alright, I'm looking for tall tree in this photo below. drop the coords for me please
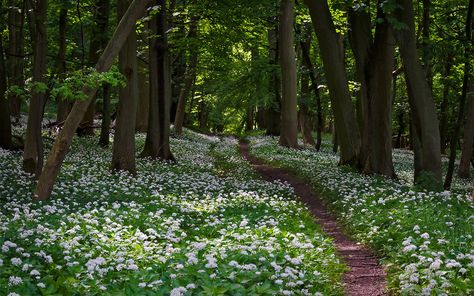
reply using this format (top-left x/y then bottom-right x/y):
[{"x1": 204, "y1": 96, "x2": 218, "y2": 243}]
[
  {"x1": 349, "y1": 3, "x2": 396, "y2": 177},
  {"x1": 7, "y1": 0, "x2": 25, "y2": 119},
  {"x1": 393, "y1": 0, "x2": 442, "y2": 186},
  {"x1": 34, "y1": 0, "x2": 152, "y2": 200},
  {"x1": 23, "y1": 0, "x2": 48, "y2": 176},
  {"x1": 56, "y1": 5, "x2": 71, "y2": 123},
  {"x1": 111, "y1": 0, "x2": 139, "y2": 174},
  {"x1": 303, "y1": 0, "x2": 361, "y2": 165},
  {"x1": 458, "y1": 83, "x2": 474, "y2": 178},
  {"x1": 141, "y1": 0, "x2": 175, "y2": 160},
  {"x1": 445, "y1": 0, "x2": 473, "y2": 188},
  {"x1": 78, "y1": 0, "x2": 111, "y2": 136},
  {"x1": 265, "y1": 22, "x2": 281, "y2": 137},
  {"x1": 0, "y1": 0, "x2": 12, "y2": 149},
  {"x1": 278, "y1": 0, "x2": 298, "y2": 148},
  {"x1": 174, "y1": 17, "x2": 199, "y2": 136}
]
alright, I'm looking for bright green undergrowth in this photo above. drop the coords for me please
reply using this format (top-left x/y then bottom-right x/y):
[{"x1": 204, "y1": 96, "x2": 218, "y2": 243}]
[
  {"x1": 0, "y1": 130, "x2": 345, "y2": 296},
  {"x1": 249, "y1": 136, "x2": 474, "y2": 295}
]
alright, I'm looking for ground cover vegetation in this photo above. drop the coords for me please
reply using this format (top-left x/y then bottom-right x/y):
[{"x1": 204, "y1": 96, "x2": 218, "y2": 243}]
[{"x1": 0, "y1": 0, "x2": 473, "y2": 294}]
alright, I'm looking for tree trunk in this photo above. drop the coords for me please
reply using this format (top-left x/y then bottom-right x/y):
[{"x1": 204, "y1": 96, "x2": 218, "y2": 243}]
[
  {"x1": 349, "y1": 5, "x2": 396, "y2": 177},
  {"x1": 265, "y1": 24, "x2": 281, "y2": 137},
  {"x1": 299, "y1": 26, "x2": 322, "y2": 150},
  {"x1": 7, "y1": 0, "x2": 25, "y2": 119},
  {"x1": 394, "y1": 0, "x2": 442, "y2": 186},
  {"x1": 0, "y1": 3, "x2": 12, "y2": 149},
  {"x1": 304, "y1": 0, "x2": 361, "y2": 165},
  {"x1": 278, "y1": 0, "x2": 298, "y2": 148},
  {"x1": 439, "y1": 55, "x2": 453, "y2": 154},
  {"x1": 23, "y1": 0, "x2": 48, "y2": 176},
  {"x1": 298, "y1": 42, "x2": 315, "y2": 147},
  {"x1": 111, "y1": 0, "x2": 138, "y2": 174},
  {"x1": 174, "y1": 18, "x2": 198, "y2": 136},
  {"x1": 98, "y1": 84, "x2": 111, "y2": 147},
  {"x1": 135, "y1": 62, "x2": 149, "y2": 132},
  {"x1": 78, "y1": 0, "x2": 111, "y2": 136},
  {"x1": 141, "y1": 0, "x2": 174, "y2": 160},
  {"x1": 34, "y1": 0, "x2": 152, "y2": 200},
  {"x1": 458, "y1": 83, "x2": 474, "y2": 178},
  {"x1": 421, "y1": 0, "x2": 433, "y2": 89},
  {"x1": 445, "y1": 0, "x2": 473, "y2": 188},
  {"x1": 56, "y1": 7, "x2": 71, "y2": 123}
]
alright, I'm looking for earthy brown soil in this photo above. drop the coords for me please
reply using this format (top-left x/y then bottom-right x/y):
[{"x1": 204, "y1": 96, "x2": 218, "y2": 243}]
[{"x1": 239, "y1": 141, "x2": 387, "y2": 296}]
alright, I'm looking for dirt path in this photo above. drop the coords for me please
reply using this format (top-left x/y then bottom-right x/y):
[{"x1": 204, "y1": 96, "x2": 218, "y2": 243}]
[{"x1": 239, "y1": 142, "x2": 387, "y2": 296}]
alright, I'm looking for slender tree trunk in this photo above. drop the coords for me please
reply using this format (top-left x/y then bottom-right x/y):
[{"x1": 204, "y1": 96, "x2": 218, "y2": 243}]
[
  {"x1": 141, "y1": 0, "x2": 174, "y2": 160},
  {"x1": 0, "y1": 4, "x2": 12, "y2": 149},
  {"x1": 135, "y1": 58, "x2": 149, "y2": 132},
  {"x1": 34, "y1": 0, "x2": 152, "y2": 200},
  {"x1": 111, "y1": 0, "x2": 138, "y2": 174},
  {"x1": 304, "y1": 0, "x2": 361, "y2": 165},
  {"x1": 265, "y1": 23, "x2": 281, "y2": 137},
  {"x1": 278, "y1": 0, "x2": 298, "y2": 148},
  {"x1": 298, "y1": 43, "x2": 315, "y2": 147},
  {"x1": 439, "y1": 55, "x2": 453, "y2": 154},
  {"x1": 98, "y1": 84, "x2": 111, "y2": 147},
  {"x1": 23, "y1": 0, "x2": 48, "y2": 176},
  {"x1": 7, "y1": 0, "x2": 25, "y2": 119},
  {"x1": 56, "y1": 7, "x2": 71, "y2": 123},
  {"x1": 458, "y1": 83, "x2": 474, "y2": 178},
  {"x1": 78, "y1": 0, "x2": 111, "y2": 136},
  {"x1": 332, "y1": 122, "x2": 338, "y2": 153},
  {"x1": 174, "y1": 18, "x2": 198, "y2": 135},
  {"x1": 394, "y1": 0, "x2": 442, "y2": 186},
  {"x1": 445, "y1": 0, "x2": 473, "y2": 188},
  {"x1": 299, "y1": 26, "x2": 322, "y2": 150}
]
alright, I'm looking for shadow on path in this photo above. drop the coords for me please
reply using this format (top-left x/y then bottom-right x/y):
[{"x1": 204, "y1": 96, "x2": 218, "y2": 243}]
[{"x1": 239, "y1": 141, "x2": 387, "y2": 296}]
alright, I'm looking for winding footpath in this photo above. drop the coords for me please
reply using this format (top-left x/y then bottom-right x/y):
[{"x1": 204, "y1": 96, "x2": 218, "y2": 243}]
[{"x1": 239, "y1": 141, "x2": 387, "y2": 296}]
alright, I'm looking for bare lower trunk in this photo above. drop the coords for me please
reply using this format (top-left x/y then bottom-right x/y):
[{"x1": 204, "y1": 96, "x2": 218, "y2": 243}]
[
  {"x1": 141, "y1": 0, "x2": 174, "y2": 160},
  {"x1": 394, "y1": 0, "x2": 442, "y2": 186},
  {"x1": 135, "y1": 59, "x2": 149, "y2": 132},
  {"x1": 278, "y1": 0, "x2": 298, "y2": 148},
  {"x1": 98, "y1": 84, "x2": 111, "y2": 147},
  {"x1": 23, "y1": 0, "x2": 48, "y2": 176},
  {"x1": 34, "y1": 0, "x2": 152, "y2": 200},
  {"x1": 265, "y1": 24, "x2": 281, "y2": 137},
  {"x1": 445, "y1": 0, "x2": 473, "y2": 187},
  {"x1": 458, "y1": 83, "x2": 474, "y2": 178},
  {"x1": 304, "y1": 0, "x2": 360, "y2": 165},
  {"x1": 439, "y1": 55, "x2": 453, "y2": 154},
  {"x1": 111, "y1": 0, "x2": 138, "y2": 174},
  {"x1": 174, "y1": 19, "x2": 198, "y2": 135}
]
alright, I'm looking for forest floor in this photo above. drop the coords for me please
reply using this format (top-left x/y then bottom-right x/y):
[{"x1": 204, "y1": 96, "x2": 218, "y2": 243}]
[
  {"x1": 0, "y1": 129, "x2": 473, "y2": 295},
  {"x1": 239, "y1": 141, "x2": 386, "y2": 296}
]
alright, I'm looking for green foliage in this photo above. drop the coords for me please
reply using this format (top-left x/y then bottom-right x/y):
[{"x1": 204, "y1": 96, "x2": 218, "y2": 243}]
[
  {"x1": 414, "y1": 171, "x2": 443, "y2": 192},
  {"x1": 52, "y1": 66, "x2": 125, "y2": 102}
]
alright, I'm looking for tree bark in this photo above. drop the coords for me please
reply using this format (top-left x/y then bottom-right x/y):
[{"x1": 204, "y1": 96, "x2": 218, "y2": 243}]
[
  {"x1": 141, "y1": 0, "x2": 175, "y2": 160},
  {"x1": 421, "y1": 0, "x2": 433, "y2": 89},
  {"x1": 458, "y1": 83, "x2": 474, "y2": 178},
  {"x1": 23, "y1": 0, "x2": 48, "y2": 176},
  {"x1": 349, "y1": 5, "x2": 396, "y2": 177},
  {"x1": 98, "y1": 84, "x2": 111, "y2": 147},
  {"x1": 445, "y1": 0, "x2": 473, "y2": 187},
  {"x1": 278, "y1": 0, "x2": 298, "y2": 148},
  {"x1": 174, "y1": 18, "x2": 199, "y2": 136},
  {"x1": 299, "y1": 26, "x2": 322, "y2": 150},
  {"x1": 135, "y1": 60, "x2": 149, "y2": 132},
  {"x1": 394, "y1": 0, "x2": 442, "y2": 186},
  {"x1": 78, "y1": 0, "x2": 111, "y2": 136},
  {"x1": 0, "y1": 2, "x2": 12, "y2": 149},
  {"x1": 111, "y1": 0, "x2": 138, "y2": 174},
  {"x1": 304, "y1": 0, "x2": 361, "y2": 165},
  {"x1": 56, "y1": 7, "x2": 71, "y2": 123},
  {"x1": 34, "y1": 0, "x2": 152, "y2": 200},
  {"x1": 439, "y1": 55, "x2": 453, "y2": 154},
  {"x1": 7, "y1": 0, "x2": 25, "y2": 119},
  {"x1": 265, "y1": 23, "x2": 281, "y2": 137}
]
